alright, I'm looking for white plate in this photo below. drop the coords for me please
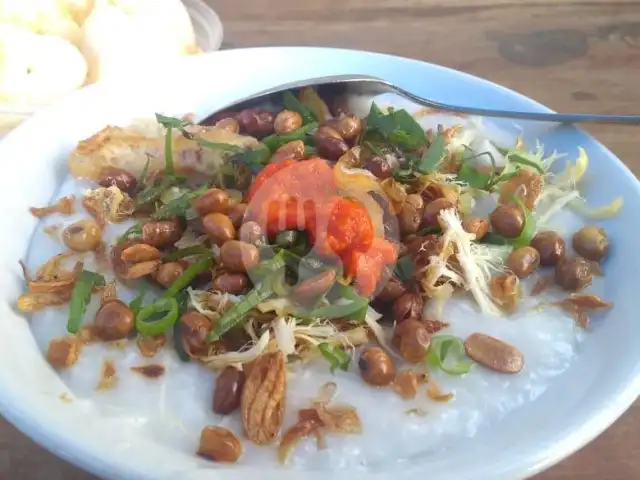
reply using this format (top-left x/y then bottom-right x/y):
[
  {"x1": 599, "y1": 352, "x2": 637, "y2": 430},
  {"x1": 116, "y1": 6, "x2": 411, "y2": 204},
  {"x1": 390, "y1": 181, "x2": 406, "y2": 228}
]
[{"x1": 0, "y1": 47, "x2": 639, "y2": 480}]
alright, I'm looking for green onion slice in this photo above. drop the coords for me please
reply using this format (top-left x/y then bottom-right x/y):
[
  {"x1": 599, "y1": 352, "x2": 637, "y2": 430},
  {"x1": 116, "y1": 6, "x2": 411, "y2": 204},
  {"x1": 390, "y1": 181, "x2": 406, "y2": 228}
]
[
  {"x1": 136, "y1": 297, "x2": 179, "y2": 336},
  {"x1": 318, "y1": 343, "x2": 351, "y2": 373},
  {"x1": 163, "y1": 257, "x2": 213, "y2": 299},
  {"x1": 427, "y1": 334, "x2": 473, "y2": 375}
]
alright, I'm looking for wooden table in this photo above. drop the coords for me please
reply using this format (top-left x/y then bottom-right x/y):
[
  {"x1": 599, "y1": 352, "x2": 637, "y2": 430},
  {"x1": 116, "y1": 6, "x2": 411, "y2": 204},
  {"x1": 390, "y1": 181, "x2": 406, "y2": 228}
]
[{"x1": 2, "y1": 0, "x2": 639, "y2": 478}]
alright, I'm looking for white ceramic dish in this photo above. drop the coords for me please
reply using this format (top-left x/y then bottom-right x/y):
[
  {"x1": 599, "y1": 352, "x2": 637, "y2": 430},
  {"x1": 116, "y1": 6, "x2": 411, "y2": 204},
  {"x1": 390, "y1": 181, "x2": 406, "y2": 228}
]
[{"x1": 1, "y1": 47, "x2": 639, "y2": 480}]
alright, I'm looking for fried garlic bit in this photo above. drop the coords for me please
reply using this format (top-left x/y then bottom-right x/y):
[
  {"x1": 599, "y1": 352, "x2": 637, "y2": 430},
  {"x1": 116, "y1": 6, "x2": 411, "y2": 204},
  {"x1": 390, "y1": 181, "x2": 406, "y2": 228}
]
[
  {"x1": 96, "y1": 359, "x2": 118, "y2": 391},
  {"x1": 17, "y1": 254, "x2": 82, "y2": 312},
  {"x1": 279, "y1": 383, "x2": 362, "y2": 464},
  {"x1": 82, "y1": 186, "x2": 134, "y2": 228},
  {"x1": 29, "y1": 195, "x2": 75, "y2": 218},
  {"x1": 555, "y1": 293, "x2": 613, "y2": 329},
  {"x1": 490, "y1": 273, "x2": 521, "y2": 313}
]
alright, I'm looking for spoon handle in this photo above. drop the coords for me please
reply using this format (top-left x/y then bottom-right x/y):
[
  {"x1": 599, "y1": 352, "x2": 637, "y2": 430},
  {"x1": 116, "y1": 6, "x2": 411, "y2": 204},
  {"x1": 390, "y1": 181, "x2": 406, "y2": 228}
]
[
  {"x1": 394, "y1": 87, "x2": 640, "y2": 125},
  {"x1": 304, "y1": 75, "x2": 640, "y2": 126}
]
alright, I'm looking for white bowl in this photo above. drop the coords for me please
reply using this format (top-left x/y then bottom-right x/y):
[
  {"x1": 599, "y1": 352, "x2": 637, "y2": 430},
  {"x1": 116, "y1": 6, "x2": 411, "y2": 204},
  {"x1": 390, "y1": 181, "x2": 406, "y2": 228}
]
[{"x1": 0, "y1": 47, "x2": 639, "y2": 480}]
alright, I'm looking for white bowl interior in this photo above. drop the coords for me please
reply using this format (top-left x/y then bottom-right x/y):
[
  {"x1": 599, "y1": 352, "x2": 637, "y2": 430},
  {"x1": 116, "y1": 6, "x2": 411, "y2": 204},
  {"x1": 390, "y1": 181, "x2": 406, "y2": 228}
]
[{"x1": 0, "y1": 47, "x2": 638, "y2": 480}]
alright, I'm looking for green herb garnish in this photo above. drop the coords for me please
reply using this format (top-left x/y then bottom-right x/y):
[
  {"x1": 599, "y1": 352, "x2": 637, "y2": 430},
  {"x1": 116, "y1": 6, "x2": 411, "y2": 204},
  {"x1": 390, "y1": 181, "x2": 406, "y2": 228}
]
[
  {"x1": 318, "y1": 343, "x2": 351, "y2": 373},
  {"x1": 135, "y1": 175, "x2": 187, "y2": 208},
  {"x1": 510, "y1": 195, "x2": 536, "y2": 249},
  {"x1": 305, "y1": 295, "x2": 369, "y2": 320},
  {"x1": 262, "y1": 122, "x2": 318, "y2": 152},
  {"x1": 165, "y1": 245, "x2": 212, "y2": 261},
  {"x1": 415, "y1": 127, "x2": 445, "y2": 174},
  {"x1": 479, "y1": 232, "x2": 512, "y2": 246},
  {"x1": 67, "y1": 271, "x2": 106, "y2": 334},
  {"x1": 233, "y1": 147, "x2": 271, "y2": 174},
  {"x1": 283, "y1": 91, "x2": 315, "y2": 124},
  {"x1": 173, "y1": 316, "x2": 190, "y2": 362},
  {"x1": 129, "y1": 287, "x2": 147, "y2": 316},
  {"x1": 494, "y1": 144, "x2": 545, "y2": 174},
  {"x1": 207, "y1": 279, "x2": 276, "y2": 342},
  {"x1": 117, "y1": 223, "x2": 143, "y2": 244},
  {"x1": 164, "y1": 125, "x2": 175, "y2": 176},
  {"x1": 163, "y1": 257, "x2": 214, "y2": 299},
  {"x1": 427, "y1": 335, "x2": 473, "y2": 375},
  {"x1": 136, "y1": 156, "x2": 151, "y2": 191},
  {"x1": 365, "y1": 102, "x2": 427, "y2": 150},
  {"x1": 155, "y1": 113, "x2": 241, "y2": 153},
  {"x1": 152, "y1": 185, "x2": 208, "y2": 220},
  {"x1": 136, "y1": 297, "x2": 179, "y2": 336},
  {"x1": 394, "y1": 255, "x2": 416, "y2": 283}
]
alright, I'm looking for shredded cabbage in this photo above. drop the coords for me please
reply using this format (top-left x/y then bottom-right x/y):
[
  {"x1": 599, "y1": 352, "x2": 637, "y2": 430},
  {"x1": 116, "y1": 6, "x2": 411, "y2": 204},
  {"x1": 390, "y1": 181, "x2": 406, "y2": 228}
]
[
  {"x1": 438, "y1": 208, "x2": 505, "y2": 316},
  {"x1": 202, "y1": 331, "x2": 270, "y2": 369}
]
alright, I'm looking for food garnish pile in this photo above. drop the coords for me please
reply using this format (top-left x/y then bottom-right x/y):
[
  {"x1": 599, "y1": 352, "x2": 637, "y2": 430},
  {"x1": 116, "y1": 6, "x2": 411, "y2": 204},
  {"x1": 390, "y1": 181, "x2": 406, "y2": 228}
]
[{"x1": 19, "y1": 87, "x2": 621, "y2": 464}]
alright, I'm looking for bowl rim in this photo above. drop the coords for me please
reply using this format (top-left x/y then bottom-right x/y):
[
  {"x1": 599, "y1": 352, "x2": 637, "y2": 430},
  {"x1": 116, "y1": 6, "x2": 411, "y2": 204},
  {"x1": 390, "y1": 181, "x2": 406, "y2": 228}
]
[{"x1": 1, "y1": 46, "x2": 639, "y2": 480}]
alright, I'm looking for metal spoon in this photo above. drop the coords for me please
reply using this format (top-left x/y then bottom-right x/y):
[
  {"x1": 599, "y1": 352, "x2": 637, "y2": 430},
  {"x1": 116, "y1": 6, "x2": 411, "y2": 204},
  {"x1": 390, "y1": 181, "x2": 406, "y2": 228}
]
[{"x1": 203, "y1": 73, "x2": 640, "y2": 126}]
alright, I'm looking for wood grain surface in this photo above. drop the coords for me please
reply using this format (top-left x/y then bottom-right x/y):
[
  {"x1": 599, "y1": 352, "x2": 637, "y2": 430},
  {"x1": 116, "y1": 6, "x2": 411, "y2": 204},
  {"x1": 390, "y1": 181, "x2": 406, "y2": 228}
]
[{"x1": 2, "y1": 0, "x2": 639, "y2": 478}]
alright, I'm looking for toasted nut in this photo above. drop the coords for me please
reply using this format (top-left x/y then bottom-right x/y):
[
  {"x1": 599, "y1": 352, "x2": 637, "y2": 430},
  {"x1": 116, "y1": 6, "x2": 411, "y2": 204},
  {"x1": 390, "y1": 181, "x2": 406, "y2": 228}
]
[
  {"x1": 211, "y1": 272, "x2": 250, "y2": 295},
  {"x1": 364, "y1": 156, "x2": 392, "y2": 180},
  {"x1": 392, "y1": 320, "x2": 430, "y2": 363},
  {"x1": 392, "y1": 292, "x2": 424, "y2": 323},
  {"x1": 227, "y1": 203, "x2": 247, "y2": 229},
  {"x1": 136, "y1": 334, "x2": 166, "y2": 358},
  {"x1": 213, "y1": 366, "x2": 246, "y2": 415},
  {"x1": 572, "y1": 225, "x2": 609, "y2": 262},
  {"x1": 314, "y1": 126, "x2": 348, "y2": 161},
  {"x1": 241, "y1": 352, "x2": 286, "y2": 444},
  {"x1": 62, "y1": 219, "x2": 102, "y2": 252},
  {"x1": 274, "y1": 110, "x2": 303, "y2": 135},
  {"x1": 220, "y1": 240, "x2": 260, "y2": 272},
  {"x1": 555, "y1": 256, "x2": 593, "y2": 291},
  {"x1": 464, "y1": 333, "x2": 524, "y2": 374},
  {"x1": 422, "y1": 198, "x2": 456, "y2": 229},
  {"x1": 215, "y1": 117, "x2": 240, "y2": 134},
  {"x1": 239, "y1": 221, "x2": 264, "y2": 245},
  {"x1": 94, "y1": 300, "x2": 135, "y2": 341},
  {"x1": 203, "y1": 213, "x2": 236, "y2": 246},
  {"x1": 47, "y1": 337, "x2": 81, "y2": 369},
  {"x1": 358, "y1": 346, "x2": 395, "y2": 386},
  {"x1": 324, "y1": 114, "x2": 362, "y2": 140},
  {"x1": 490, "y1": 205, "x2": 524, "y2": 238},
  {"x1": 531, "y1": 231, "x2": 565, "y2": 266},
  {"x1": 142, "y1": 221, "x2": 182, "y2": 248},
  {"x1": 121, "y1": 244, "x2": 161, "y2": 263},
  {"x1": 376, "y1": 274, "x2": 407, "y2": 303},
  {"x1": 181, "y1": 311, "x2": 212, "y2": 357},
  {"x1": 192, "y1": 188, "x2": 230, "y2": 216},
  {"x1": 498, "y1": 169, "x2": 543, "y2": 210},
  {"x1": 237, "y1": 109, "x2": 274, "y2": 138},
  {"x1": 197, "y1": 426, "x2": 243, "y2": 463},
  {"x1": 98, "y1": 167, "x2": 137, "y2": 195},
  {"x1": 462, "y1": 217, "x2": 489, "y2": 241},
  {"x1": 398, "y1": 196, "x2": 423, "y2": 235},
  {"x1": 121, "y1": 260, "x2": 161, "y2": 280},
  {"x1": 506, "y1": 246, "x2": 540, "y2": 279},
  {"x1": 270, "y1": 140, "x2": 306, "y2": 163},
  {"x1": 154, "y1": 262, "x2": 185, "y2": 287},
  {"x1": 292, "y1": 270, "x2": 336, "y2": 300}
]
